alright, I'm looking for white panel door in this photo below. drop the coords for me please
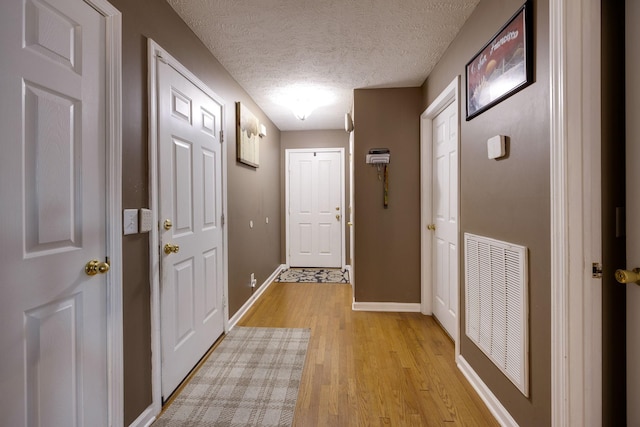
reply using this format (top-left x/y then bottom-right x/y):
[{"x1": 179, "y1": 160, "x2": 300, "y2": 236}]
[
  {"x1": 0, "y1": 0, "x2": 110, "y2": 425},
  {"x1": 626, "y1": 0, "x2": 640, "y2": 423},
  {"x1": 431, "y1": 101, "x2": 458, "y2": 338},
  {"x1": 289, "y1": 150, "x2": 343, "y2": 268},
  {"x1": 158, "y1": 60, "x2": 225, "y2": 399}
]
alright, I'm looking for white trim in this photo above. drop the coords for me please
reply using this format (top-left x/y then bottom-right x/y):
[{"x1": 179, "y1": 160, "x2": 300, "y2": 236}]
[
  {"x1": 86, "y1": 0, "x2": 123, "y2": 425},
  {"x1": 127, "y1": 404, "x2": 156, "y2": 427},
  {"x1": 344, "y1": 264, "x2": 353, "y2": 285},
  {"x1": 348, "y1": 130, "x2": 355, "y2": 287},
  {"x1": 147, "y1": 39, "x2": 229, "y2": 415},
  {"x1": 227, "y1": 264, "x2": 287, "y2": 329},
  {"x1": 285, "y1": 148, "x2": 347, "y2": 269},
  {"x1": 420, "y1": 76, "x2": 460, "y2": 357},
  {"x1": 351, "y1": 301, "x2": 421, "y2": 312},
  {"x1": 457, "y1": 356, "x2": 518, "y2": 427},
  {"x1": 550, "y1": 0, "x2": 602, "y2": 425}
]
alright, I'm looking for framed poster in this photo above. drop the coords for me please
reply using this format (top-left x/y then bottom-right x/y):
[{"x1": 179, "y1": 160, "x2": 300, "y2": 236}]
[
  {"x1": 465, "y1": 0, "x2": 533, "y2": 120},
  {"x1": 236, "y1": 102, "x2": 260, "y2": 167}
]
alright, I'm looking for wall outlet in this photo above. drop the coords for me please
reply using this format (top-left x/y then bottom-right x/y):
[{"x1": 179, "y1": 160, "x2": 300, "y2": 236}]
[
  {"x1": 123, "y1": 209, "x2": 138, "y2": 235},
  {"x1": 250, "y1": 273, "x2": 257, "y2": 288},
  {"x1": 139, "y1": 208, "x2": 153, "y2": 233}
]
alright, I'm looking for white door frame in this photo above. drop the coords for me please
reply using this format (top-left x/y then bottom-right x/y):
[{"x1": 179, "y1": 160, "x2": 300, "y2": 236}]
[
  {"x1": 285, "y1": 147, "x2": 346, "y2": 269},
  {"x1": 349, "y1": 129, "x2": 355, "y2": 283},
  {"x1": 420, "y1": 76, "x2": 460, "y2": 355},
  {"x1": 550, "y1": 0, "x2": 602, "y2": 425},
  {"x1": 94, "y1": 1, "x2": 124, "y2": 424},
  {"x1": 147, "y1": 39, "x2": 229, "y2": 418}
]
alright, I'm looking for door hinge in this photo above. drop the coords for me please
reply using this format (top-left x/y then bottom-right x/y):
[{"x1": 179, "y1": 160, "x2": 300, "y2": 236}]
[
  {"x1": 592, "y1": 262, "x2": 603, "y2": 278},
  {"x1": 220, "y1": 130, "x2": 224, "y2": 143},
  {"x1": 221, "y1": 213, "x2": 225, "y2": 227},
  {"x1": 157, "y1": 52, "x2": 168, "y2": 64}
]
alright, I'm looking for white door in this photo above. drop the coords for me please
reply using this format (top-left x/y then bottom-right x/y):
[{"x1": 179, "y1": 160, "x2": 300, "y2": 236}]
[
  {"x1": 288, "y1": 150, "x2": 343, "y2": 268},
  {"x1": 157, "y1": 60, "x2": 225, "y2": 399},
  {"x1": 0, "y1": 0, "x2": 111, "y2": 425},
  {"x1": 626, "y1": 0, "x2": 640, "y2": 423},
  {"x1": 431, "y1": 101, "x2": 459, "y2": 338}
]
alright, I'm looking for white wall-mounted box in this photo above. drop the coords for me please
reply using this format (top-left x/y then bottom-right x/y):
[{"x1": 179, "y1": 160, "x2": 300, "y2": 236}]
[{"x1": 487, "y1": 135, "x2": 506, "y2": 159}]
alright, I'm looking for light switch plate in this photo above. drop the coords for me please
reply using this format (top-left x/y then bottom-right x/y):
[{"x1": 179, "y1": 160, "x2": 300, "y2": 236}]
[
  {"x1": 139, "y1": 208, "x2": 153, "y2": 233},
  {"x1": 123, "y1": 209, "x2": 138, "y2": 235},
  {"x1": 488, "y1": 135, "x2": 506, "y2": 159}
]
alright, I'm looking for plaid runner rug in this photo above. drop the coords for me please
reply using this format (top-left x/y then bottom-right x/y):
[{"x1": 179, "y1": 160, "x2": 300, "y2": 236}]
[{"x1": 153, "y1": 327, "x2": 310, "y2": 427}]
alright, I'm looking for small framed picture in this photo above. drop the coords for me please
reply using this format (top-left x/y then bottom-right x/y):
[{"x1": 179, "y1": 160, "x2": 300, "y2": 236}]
[
  {"x1": 465, "y1": 0, "x2": 533, "y2": 120},
  {"x1": 236, "y1": 102, "x2": 260, "y2": 167}
]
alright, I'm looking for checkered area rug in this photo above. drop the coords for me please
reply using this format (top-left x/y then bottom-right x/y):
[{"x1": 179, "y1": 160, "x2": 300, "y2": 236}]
[
  {"x1": 153, "y1": 327, "x2": 310, "y2": 427},
  {"x1": 274, "y1": 268, "x2": 350, "y2": 283}
]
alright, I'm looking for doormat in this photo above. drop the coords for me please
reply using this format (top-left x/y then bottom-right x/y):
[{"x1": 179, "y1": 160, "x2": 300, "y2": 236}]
[
  {"x1": 274, "y1": 268, "x2": 350, "y2": 284},
  {"x1": 153, "y1": 327, "x2": 310, "y2": 427}
]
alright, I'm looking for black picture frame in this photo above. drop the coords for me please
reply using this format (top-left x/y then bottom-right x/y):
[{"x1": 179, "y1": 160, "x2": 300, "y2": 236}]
[{"x1": 465, "y1": 0, "x2": 533, "y2": 120}]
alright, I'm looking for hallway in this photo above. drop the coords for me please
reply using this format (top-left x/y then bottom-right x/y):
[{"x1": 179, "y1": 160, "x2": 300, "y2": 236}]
[{"x1": 237, "y1": 282, "x2": 497, "y2": 426}]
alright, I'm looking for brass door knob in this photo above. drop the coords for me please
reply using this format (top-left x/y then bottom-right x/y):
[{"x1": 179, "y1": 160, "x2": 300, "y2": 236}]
[
  {"x1": 164, "y1": 243, "x2": 180, "y2": 255},
  {"x1": 336, "y1": 214, "x2": 341, "y2": 221},
  {"x1": 427, "y1": 224, "x2": 436, "y2": 231},
  {"x1": 615, "y1": 268, "x2": 640, "y2": 285},
  {"x1": 85, "y1": 259, "x2": 110, "y2": 276}
]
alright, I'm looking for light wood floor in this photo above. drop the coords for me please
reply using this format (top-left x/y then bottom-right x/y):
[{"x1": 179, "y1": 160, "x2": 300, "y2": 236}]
[{"x1": 237, "y1": 282, "x2": 498, "y2": 426}]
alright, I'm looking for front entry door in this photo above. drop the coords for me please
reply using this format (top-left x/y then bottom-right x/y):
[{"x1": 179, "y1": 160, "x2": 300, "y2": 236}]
[
  {"x1": 157, "y1": 59, "x2": 225, "y2": 399},
  {"x1": 431, "y1": 101, "x2": 459, "y2": 338},
  {"x1": 0, "y1": 0, "x2": 112, "y2": 424},
  {"x1": 288, "y1": 150, "x2": 344, "y2": 268}
]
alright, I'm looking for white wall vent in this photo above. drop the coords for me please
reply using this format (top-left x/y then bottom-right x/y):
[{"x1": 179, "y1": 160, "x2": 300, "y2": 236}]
[{"x1": 464, "y1": 233, "x2": 529, "y2": 396}]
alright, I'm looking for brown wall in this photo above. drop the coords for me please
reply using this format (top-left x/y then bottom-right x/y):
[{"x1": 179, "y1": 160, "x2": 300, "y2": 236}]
[
  {"x1": 281, "y1": 130, "x2": 351, "y2": 264},
  {"x1": 423, "y1": 0, "x2": 551, "y2": 425},
  {"x1": 352, "y1": 88, "x2": 422, "y2": 303},
  {"x1": 108, "y1": 0, "x2": 281, "y2": 423}
]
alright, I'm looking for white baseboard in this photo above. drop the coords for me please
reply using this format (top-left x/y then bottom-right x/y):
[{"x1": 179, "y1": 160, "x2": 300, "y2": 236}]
[
  {"x1": 128, "y1": 404, "x2": 156, "y2": 427},
  {"x1": 227, "y1": 264, "x2": 286, "y2": 329},
  {"x1": 456, "y1": 355, "x2": 519, "y2": 427},
  {"x1": 344, "y1": 264, "x2": 353, "y2": 285},
  {"x1": 351, "y1": 300, "x2": 421, "y2": 312}
]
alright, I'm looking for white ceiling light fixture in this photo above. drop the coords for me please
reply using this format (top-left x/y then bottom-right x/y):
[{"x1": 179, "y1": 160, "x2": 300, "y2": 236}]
[
  {"x1": 291, "y1": 97, "x2": 315, "y2": 121},
  {"x1": 272, "y1": 84, "x2": 336, "y2": 123}
]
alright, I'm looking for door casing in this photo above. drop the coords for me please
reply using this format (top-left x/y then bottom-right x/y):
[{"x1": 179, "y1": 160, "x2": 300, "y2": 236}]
[
  {"x1": 147, "y1": 39, "x2": 229, "y2": 418},
  {"x1": 549, "y1": 0, "x2": 603, "y2": 424}
]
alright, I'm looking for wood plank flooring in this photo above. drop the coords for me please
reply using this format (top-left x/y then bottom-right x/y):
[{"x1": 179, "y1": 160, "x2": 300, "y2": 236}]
[{"x1": 237, "y1": 282, "x2": 498, "y2": 426}]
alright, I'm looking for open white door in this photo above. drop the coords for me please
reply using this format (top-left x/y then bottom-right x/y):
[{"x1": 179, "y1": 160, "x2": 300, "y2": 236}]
[
  {"x1": 287, "y1": 149, "x2": 344, "y2": 268},
  {"x1": 625, "y1": 1, "x2": 640, "y2": 423},
  {"x1": 421, "y1": 77, "x2": 460, "y2": 344},
  {"x1": 155, "y1": 55, "x2": 226, "y2": 400},
  {"x1": 430, "y1": 100, "x2": 459, "y2": 338},
  {"x1": 0, "y1": 0, "x2": 122, "y2": 424}
]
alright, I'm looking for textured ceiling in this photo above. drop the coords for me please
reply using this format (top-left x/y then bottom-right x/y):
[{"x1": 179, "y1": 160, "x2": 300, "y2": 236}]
[{"x1": 166, "y1": 0, "x2": 480, "y2": 131}]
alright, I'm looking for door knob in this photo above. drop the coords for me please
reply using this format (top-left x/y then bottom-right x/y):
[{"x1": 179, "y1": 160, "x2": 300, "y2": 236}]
[
  {"x1": 85, "y1": 259, "x2": 110, "y2": 276},
  {"x1": 336, "y1": 214, "x2": 341, "y2": 221},
  {"x1": 427, "y1": 224, "x2": 436, "y2": 231},
  {"x1": 615, "y1": 268, "x2": 640, "y2": 285},
  {"x1": 164, "y1": 243, "x2": 180, "y2": 255}
]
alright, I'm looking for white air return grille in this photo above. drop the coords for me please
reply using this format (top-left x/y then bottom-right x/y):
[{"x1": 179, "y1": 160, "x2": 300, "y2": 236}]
[{"x1": 464, "y1": 233, "x2": 528, "y2": 396}]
